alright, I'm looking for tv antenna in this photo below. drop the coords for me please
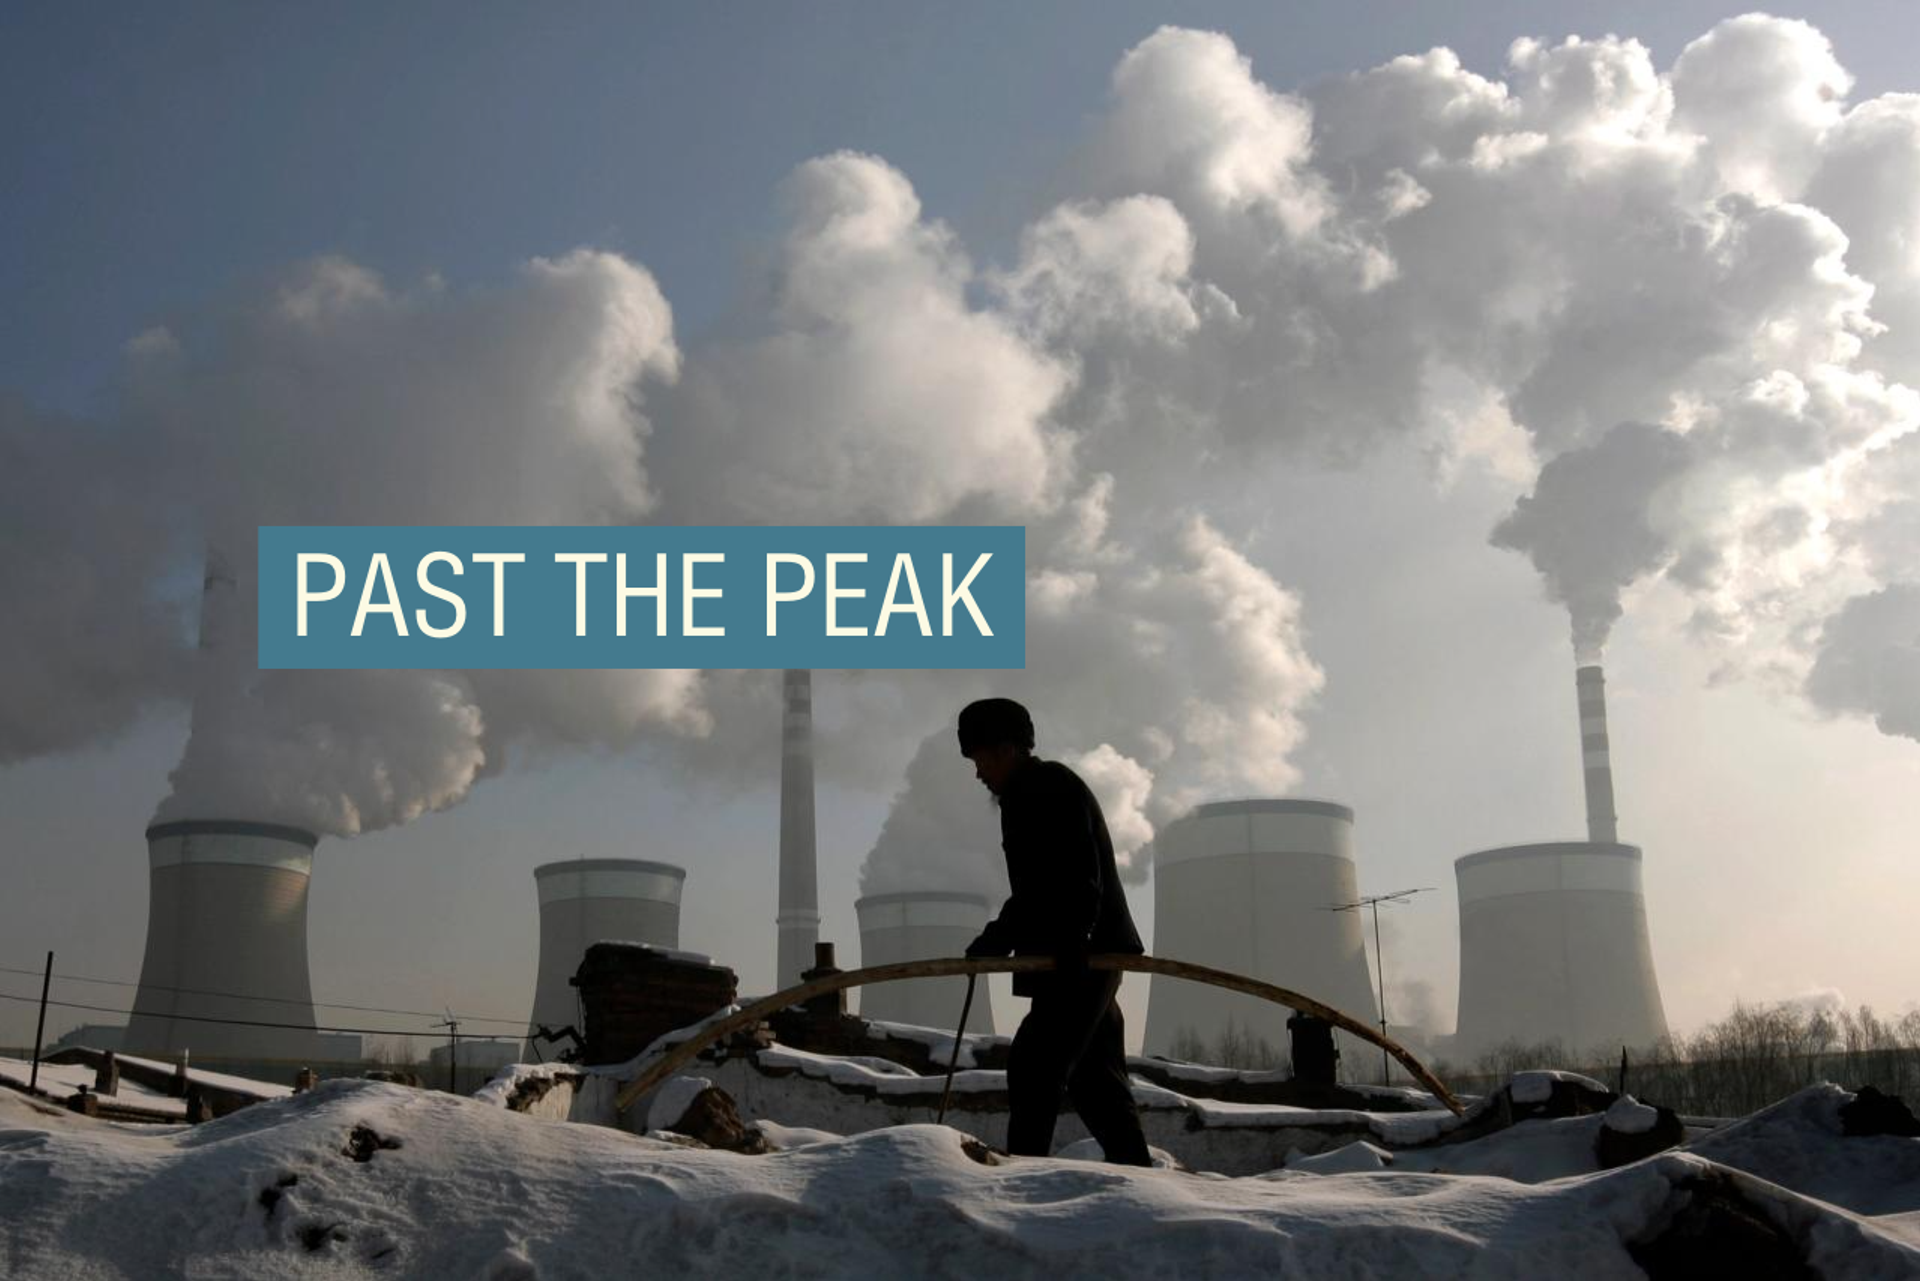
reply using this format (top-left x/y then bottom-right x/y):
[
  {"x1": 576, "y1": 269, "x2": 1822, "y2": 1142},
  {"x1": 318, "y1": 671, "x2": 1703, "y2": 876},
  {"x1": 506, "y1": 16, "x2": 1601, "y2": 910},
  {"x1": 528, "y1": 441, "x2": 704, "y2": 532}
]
[
  {"x1": 435, "y1": 1010, "x2": 461, "y2": 1094},
  {"x1": 1328, "y1": 887, "x2": 1434, "y2": 1085}
]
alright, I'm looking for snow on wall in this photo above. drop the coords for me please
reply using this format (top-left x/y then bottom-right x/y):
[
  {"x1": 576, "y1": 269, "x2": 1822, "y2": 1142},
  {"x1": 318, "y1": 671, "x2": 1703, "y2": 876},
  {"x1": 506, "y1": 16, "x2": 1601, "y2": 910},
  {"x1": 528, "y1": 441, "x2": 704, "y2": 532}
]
[
  {"x1": 1509, "y1": 1069, "x2": 1608, "y2": 1104},
  {"x1": 588, "y1": 1044, "x2": 1459, "y2": 1173},
  {"x1": 1604, "y1": 1096, "x2": 1660, "y2": 1136},
  {"x1": 646, "y1": 1074, "x2": 713, "y2": 1131}
]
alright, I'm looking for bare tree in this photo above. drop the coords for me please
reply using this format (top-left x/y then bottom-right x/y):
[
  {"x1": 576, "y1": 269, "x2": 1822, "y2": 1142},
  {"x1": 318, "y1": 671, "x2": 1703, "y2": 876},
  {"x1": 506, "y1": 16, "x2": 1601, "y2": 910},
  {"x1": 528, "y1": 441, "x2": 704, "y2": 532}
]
[
  {"x1": 1449, "y1": 998, "x2": 1920, "y2": 1117},
  {"x1": 1164, "y1": 1018, "x2": 1287, "y2": 1071}
]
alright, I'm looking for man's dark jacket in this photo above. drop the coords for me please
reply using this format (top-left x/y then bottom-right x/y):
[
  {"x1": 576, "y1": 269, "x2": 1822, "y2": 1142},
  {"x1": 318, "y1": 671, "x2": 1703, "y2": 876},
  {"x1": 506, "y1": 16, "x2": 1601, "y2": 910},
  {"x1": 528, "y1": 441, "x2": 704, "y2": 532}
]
[{"x1": 972, "y1": 757, "x2": 1144, "y2": 996}]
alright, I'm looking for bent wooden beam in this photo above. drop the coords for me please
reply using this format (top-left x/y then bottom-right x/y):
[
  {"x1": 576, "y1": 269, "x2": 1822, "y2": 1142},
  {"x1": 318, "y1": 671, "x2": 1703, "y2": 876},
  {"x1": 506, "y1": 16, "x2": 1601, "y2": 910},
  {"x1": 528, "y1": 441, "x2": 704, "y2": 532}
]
[{"x1": 612, "y1": 954, "x2": 1463, "y2": 1116}]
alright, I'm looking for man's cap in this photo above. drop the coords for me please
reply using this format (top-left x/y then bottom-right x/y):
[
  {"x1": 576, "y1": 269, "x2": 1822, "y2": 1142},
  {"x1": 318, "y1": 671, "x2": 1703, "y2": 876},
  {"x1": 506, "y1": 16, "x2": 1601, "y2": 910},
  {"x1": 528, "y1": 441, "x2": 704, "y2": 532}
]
[{"x1": 957, "y1": 697, "x2": 1035, "y2": 754}]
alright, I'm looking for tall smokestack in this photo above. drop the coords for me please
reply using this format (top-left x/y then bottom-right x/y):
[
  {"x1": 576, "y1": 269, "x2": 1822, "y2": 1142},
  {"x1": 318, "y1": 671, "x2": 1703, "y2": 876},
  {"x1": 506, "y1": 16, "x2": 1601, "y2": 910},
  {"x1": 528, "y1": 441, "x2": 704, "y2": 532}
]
[
  {"x1": 776, "y1": 669, "x2": 819, "y2": 990},
  {"x1": 1575, "y1": 664, "x2": 1618, "y2": 844},
  {"x1": 194, "y1": 547, "x2": 236, "y2": 697}
]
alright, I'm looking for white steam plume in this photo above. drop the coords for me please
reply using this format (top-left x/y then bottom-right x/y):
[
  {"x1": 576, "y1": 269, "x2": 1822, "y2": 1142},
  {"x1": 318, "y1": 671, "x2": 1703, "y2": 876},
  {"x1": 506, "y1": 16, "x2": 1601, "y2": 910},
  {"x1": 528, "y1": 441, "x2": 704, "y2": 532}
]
[
  {"x1": 136, "y1": 251, "x2": 701, "y2": 835},
  {"x1": 858, "y1": 731, "x2": 1004, "y2": 902},
  {"x1": 1806, "y1": 586, "x2": 1920, "y2": 743}
]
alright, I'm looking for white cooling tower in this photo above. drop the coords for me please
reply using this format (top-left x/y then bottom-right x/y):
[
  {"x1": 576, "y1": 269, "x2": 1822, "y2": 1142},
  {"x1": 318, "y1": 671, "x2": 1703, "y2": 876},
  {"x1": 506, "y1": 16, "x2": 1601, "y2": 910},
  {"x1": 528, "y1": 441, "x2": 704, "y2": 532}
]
[
  {"x1": 1144, "y1": 800, "x2": 1380, "y2": 1061},
  {"x1": 855, "y1": 891, "x2": 995, "y2": 1034},
  {"x1": 525, "y1": 858, "x2": 685, "y2": 1054},
  {"x1": 776, "y1": 669, "x2": 820, "y2": 990},
  {"x1": 1451, "y1": 842, "x2": 1668, "y2": 1060},
  {"x1": 125, "y1": 820, "x2": 327, "y2": 1063}
]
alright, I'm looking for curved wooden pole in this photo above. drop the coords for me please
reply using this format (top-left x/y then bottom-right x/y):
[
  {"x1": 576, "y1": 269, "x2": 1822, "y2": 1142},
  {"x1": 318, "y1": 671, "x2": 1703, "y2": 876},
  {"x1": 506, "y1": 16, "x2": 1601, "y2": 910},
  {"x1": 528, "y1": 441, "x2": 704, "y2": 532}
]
[{"x1": 612, "y1": 954, "x2": 1462, "y2": 1116}]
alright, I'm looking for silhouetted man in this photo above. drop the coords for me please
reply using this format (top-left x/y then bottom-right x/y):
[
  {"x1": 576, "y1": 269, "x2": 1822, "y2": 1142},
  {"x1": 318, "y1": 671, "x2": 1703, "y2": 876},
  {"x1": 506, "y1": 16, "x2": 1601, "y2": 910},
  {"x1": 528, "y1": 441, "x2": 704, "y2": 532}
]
[{"x1": 957, "y1": 697, "x2": 1152, "y2": 1166}]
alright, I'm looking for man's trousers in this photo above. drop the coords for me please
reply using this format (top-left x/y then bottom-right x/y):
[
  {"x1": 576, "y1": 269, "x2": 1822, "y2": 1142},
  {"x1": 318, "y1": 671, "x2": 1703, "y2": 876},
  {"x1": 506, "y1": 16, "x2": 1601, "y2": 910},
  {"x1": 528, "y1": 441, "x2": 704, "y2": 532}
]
[{"x1": 1005, "y1": 969, "x2": 1152, "y2": 1165}]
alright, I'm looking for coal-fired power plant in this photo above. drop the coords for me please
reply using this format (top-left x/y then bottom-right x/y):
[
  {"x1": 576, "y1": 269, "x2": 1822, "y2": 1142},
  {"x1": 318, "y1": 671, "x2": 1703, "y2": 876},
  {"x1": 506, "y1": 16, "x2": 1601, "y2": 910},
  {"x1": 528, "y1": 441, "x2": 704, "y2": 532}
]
[
  {"x1": 1450, "y1": 663, "x2": 1668, "y2": 1060},
  {"x1": 1143, "y1": 800, "x2": 1379, "y2": 1061},
  {"x1": 776, "y1": 668, "x2": 820, "y2": 991},
  {"x1": 125, "y1": 820, "x2": 327, "y2": 1063},
  {"x1": 526, "y1": 858, "x2": 686, "y2": 1053},
  {"x1": 855, "y1": 891, "x2": 995, "y2": 1033}
]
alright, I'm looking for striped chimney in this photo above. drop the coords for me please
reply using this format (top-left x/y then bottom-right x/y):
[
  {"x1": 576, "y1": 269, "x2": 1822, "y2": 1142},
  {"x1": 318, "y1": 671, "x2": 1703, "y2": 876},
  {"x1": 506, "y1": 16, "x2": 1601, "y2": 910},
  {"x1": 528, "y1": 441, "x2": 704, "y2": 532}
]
[
  {"x1": 776, "y1": 669, "x2": 820, "y2": 989},
  {"x1": 1575, "y1": 664, "x2": 1618, "y2": 844}
]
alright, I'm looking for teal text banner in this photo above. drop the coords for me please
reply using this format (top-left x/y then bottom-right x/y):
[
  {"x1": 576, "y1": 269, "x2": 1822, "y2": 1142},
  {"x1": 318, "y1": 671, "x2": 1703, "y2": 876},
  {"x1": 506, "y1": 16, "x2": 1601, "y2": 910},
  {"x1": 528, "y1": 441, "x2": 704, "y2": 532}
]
[{"x1": 257, "y1": 526, "x2": 1025, "y2": 670}]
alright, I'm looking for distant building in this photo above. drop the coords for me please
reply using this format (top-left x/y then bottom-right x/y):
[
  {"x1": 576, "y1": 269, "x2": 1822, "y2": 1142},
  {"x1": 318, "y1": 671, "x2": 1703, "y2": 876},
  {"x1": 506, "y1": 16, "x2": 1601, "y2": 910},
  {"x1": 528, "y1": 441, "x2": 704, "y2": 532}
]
[
  {"x1": 429, "y1": 1039, "x2": 521, "y2": 1072},
  {"x1": 316, "y1": 1033, "x2": 363, "y2": 1062},
  {"x1": 50, "y1": 1024, "x2": 126, "y2": 1053}
]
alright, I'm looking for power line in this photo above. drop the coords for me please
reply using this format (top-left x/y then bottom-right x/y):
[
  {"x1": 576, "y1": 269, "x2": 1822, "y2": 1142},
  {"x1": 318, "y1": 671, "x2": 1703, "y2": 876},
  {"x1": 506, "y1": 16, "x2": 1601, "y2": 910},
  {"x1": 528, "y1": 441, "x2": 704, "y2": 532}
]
[
  {"x1": 0, "y1": 988, "x2": 448, "y2": 1040},
  {"x1": 0, "y1": 962, "x2": 526, "y2": 1028}
]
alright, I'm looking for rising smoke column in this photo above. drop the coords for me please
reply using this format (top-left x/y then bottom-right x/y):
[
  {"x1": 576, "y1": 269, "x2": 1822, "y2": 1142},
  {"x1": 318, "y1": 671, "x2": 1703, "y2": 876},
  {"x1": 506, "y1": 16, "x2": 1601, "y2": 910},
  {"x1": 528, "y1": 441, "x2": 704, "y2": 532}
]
[
  {"x1": 1082, "y1": 19, "x2": 1920, "y2": 703},
  {"x1": 1460, "y1": 20, "x2": 1918, "y2": 675},
  {"x1": 1490, "y1": 424, "x2": 1692, "y2": 661}
]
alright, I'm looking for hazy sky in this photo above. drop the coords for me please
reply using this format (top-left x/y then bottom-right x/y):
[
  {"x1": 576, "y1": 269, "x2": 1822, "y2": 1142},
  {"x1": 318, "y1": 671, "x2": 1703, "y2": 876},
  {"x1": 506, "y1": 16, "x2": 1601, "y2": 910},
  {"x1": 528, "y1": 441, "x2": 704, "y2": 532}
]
[{"x1": 7, "y1": 2, "x2": 1920, "y2": 1057}]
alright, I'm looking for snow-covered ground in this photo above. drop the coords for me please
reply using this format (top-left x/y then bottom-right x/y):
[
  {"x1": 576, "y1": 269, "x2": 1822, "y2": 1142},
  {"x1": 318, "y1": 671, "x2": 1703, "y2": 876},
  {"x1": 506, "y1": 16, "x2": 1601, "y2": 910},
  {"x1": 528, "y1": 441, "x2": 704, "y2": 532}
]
[{"x1": 3, "y1": 1078, "x2": 1918, "y2": 1278}]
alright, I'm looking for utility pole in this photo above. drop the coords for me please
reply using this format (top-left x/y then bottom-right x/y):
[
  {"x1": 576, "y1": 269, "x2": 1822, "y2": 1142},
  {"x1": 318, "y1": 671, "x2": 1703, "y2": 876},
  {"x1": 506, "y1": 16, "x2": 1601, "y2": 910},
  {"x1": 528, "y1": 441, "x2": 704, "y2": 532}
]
[
  {"x1": 1330, "y1": 890, "x2": 1433, "y2": 1085},
  {"x1": 29, "y1": 951, "x2": 52, "y2": 1093},
  {"x1": 435, "y1": 1013, "x2": 460, "y2": 1095}
]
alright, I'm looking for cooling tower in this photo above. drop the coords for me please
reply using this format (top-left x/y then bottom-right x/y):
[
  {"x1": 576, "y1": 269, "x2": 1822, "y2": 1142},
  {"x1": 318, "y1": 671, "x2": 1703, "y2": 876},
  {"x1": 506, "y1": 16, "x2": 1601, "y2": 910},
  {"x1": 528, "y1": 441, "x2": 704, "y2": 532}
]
[
  {"x1": 1451, "y1": 842, "x2": 1668, "y2": 1060},
  {"x1": 1143, "y1": 800, "x2": 1380, "y2": 1061},
  {"x1": 125, "y1": 820, "x2": 328, "y2": 1063},
  {"x1": 776, "y1": 668, "x2": 820, "y2": 990},
  {"x1": 526, "y1": 859, "x2": 686, "y2": 1055},
  {"x1": 855, "y1": 891, "x2": 995, "y2": 1034},
  {"x1": 1576, "y1": 665, "x2": 1619, "y2": 844}
]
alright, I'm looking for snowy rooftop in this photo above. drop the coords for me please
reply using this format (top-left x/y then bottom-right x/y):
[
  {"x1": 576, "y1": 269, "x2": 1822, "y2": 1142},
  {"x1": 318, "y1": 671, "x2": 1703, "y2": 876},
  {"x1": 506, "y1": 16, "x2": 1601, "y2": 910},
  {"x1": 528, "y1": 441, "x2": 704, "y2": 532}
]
[{"x1": 0, "y1": 1056, "x2": 188, "y2": 1118}]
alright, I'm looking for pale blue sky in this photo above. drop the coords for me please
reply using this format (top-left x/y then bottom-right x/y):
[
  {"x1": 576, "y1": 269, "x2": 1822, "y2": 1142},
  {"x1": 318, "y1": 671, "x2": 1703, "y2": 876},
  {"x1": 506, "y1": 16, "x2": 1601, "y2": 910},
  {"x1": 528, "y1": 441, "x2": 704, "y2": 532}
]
[{"x1": 11, "y1": 1, "x2": 1919, "y2": 411}]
